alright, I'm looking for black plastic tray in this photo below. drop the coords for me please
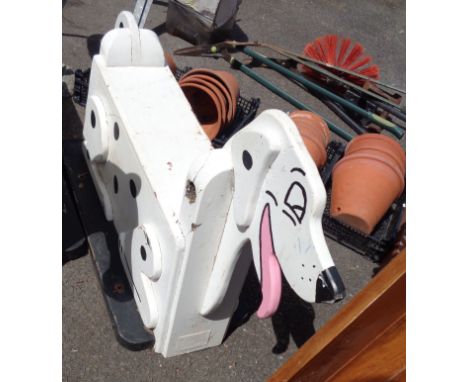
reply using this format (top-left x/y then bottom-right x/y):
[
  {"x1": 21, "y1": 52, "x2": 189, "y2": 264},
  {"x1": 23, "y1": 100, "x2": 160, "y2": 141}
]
[{"x1": 319, "y1": 141, "x2": 405, "y2": 262}]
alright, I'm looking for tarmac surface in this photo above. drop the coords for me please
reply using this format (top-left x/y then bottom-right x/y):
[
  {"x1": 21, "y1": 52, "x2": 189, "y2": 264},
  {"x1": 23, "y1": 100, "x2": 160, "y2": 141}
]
[{"x1": 62, "y1": 0, "x2": 405, "y2": 381}]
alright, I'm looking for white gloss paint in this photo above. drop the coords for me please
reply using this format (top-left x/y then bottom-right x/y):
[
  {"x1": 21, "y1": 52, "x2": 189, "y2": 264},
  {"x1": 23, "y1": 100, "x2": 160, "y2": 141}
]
[{"x1": 83, "y1": 11, "x2": 343, "y2": 357}]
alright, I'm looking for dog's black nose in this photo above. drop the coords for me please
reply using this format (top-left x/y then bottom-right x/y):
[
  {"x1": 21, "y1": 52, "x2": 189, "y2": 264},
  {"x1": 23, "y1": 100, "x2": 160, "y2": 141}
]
[{"x1": 315, "y1": 266, "x2": 346, "y2": 303}]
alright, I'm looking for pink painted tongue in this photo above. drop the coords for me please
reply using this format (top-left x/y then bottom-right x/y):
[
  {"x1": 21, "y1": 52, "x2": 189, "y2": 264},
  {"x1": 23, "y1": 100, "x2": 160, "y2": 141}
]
[{"x1": 256, "y1": 204, "x2": 282, "y2": 319}]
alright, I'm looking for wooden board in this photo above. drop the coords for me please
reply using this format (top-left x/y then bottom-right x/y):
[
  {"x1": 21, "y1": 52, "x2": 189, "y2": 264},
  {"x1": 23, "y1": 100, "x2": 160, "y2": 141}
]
[{"x1": 268, "y1": 249, "x2": 406, "y2": 382}]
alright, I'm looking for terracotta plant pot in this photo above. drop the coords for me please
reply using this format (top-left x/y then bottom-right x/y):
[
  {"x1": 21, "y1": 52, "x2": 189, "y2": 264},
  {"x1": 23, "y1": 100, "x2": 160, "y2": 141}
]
[
  {"x1": 180, "y1": 75, "x2": 228, "y2": 126},
  {"x1": 164, "y1": 52, "x2": 177, "y2": 75},
  {"x1": 348, "y1": 148, "x2": 404, "y2": 177},
  {"x1": 330, "y1": 142, "x2": 405, "y2": 234},
  {"x1": 180, "y1": 69, "x2": 239, "y2": 123},
  {"x1": 294, "y1": 122, "x2": 327, "y2": 168},
  {"x1": 345, "y1": 133, "x2": 405, "y2": 174},
  {"x1": 290, "y1": 110, "x2": 330, "y2": 145},
  {"x1": 289, "y1": 110, "x2": 330, "y2": 168},
  {"x1": 213, "y1": 70, "x2": 240, "y2": 118},
  {"x1": 182, "y1": 73, "x2": 234, "y2": 124},
  {"x1": 180, "y1": 81, "x2": 223, "y2": 140}
]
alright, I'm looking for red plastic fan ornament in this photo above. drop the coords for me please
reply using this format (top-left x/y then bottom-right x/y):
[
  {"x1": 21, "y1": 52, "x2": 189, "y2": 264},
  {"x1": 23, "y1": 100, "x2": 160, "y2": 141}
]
[{"x1": 302, "y1": 35, "x2": 380, "y2": 85}]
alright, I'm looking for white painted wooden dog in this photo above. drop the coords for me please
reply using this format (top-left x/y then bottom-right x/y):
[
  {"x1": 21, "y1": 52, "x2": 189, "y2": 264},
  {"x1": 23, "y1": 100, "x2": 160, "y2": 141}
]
[{"x1": 83, "y1": 11, "x2": 345, "y2": 357}]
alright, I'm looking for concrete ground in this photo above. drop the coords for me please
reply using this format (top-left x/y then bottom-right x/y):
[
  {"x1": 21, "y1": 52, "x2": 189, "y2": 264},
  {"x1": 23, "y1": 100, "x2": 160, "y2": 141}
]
[{"x1": 62, "y1": 0, "x2": 405, "y2": 381}]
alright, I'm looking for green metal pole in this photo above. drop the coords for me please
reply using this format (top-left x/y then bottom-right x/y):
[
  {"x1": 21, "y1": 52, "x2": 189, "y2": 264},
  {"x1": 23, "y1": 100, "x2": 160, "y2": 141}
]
[
  {"x1": 243, "y1": 47, "x2": 404, "y2": 139},
  {"x1": 231, "y1": 58, "x2": 354, "y2": 141}
]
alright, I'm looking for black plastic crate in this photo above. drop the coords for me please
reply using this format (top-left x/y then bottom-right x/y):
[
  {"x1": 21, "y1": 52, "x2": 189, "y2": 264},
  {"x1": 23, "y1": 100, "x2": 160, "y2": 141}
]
[
  {"x1": 320, "y1": 141, "x2": 405, "y2": 262},
  {"x1": 212, "y1": 96, "x2": 261, "y2": 147},
  {"x1": 73, "y1": 68, "x2": 91, "y2": 107}
]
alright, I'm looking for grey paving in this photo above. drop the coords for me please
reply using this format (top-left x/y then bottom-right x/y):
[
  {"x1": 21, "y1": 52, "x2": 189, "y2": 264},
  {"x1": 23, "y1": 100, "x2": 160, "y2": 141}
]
[{"x1": 62, "y1": 0, "x2": 405, "y2": 381}]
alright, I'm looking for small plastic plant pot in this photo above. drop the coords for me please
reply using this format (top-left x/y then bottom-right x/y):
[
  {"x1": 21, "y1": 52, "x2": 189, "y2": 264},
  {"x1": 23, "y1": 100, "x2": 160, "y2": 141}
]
[
  {"x1": 290, "y1": 110, "x2": 330, "y2": 168},
  {"x1": 345, "y1": 133, "x2": 405, "y2": 174},
  {"x1": 181, "y1": 69, "x2": 239, "y2": 122},
  {"x1": 290, "y1": 110, "x2": 330, "y2": 146},
  {"x1": 180, "y1": 82, "x2": 222, "y2": 140},
  {"x1": 330, "y1": 152, "x2": 405, "y2": 235},
  {"x1": 180, "y1": 75, "x2": 228, "y2": 127}
]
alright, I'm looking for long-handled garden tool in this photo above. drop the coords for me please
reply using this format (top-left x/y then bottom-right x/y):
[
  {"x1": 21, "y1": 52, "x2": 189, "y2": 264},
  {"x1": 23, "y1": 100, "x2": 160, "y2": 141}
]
[
  {"x1": 241, "y1": 47, "x2": 404, "y2": 138},
  {"x1": 263, "y1": 43, "x2": 404, "y2": 106},
  {"x1": 270, "y1": 39, "x2": 405, "y2": 95},
  {"x1": 175, "y1": 40, "x2": 406, "y2": 106},
  {"x1": 228, "y1": 56, "x2": 354, "y2": 141},
  {"x1": 175, "y1": 41, "x2": 405, "y2": 139},
  {"x1": 302, "y1": 35, "x2": 380, "y2": 83},
  {"x1": 256, "y1": 46, "x2": 406, "y2": 128}
]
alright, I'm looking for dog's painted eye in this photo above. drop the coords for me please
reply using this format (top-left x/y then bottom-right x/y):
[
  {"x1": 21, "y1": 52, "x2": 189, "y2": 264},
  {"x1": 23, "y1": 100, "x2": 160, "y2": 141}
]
[{"x1": 284, "y1": 181, "x2": 307, "y2": 224}]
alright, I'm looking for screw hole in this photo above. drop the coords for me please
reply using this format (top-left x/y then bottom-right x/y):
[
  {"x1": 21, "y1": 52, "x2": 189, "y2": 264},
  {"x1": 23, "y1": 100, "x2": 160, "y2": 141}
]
[
  {"x1": 140, "y1": 246, "x2": 147, "y2": 261},
  {"x1": 313, "y1": 265, "x2": 316, "y2": 268},
  {"x1": 119, "y1": 22, "x2": 124, "y2": 28},
  {"x1": 337, "y1": 207, "x2": 341, "y2": 212},
  {"x1": 301, "y1": 264, "x2": 305, "y2": 267},
  {"x1": 114, "y1": 122, "x2": 119, "y2": 140},
  {"x1": 113, "y1": 175, "x2": 119, "y2": 194},
  {"x1": 129, "y1": 179, "x2": 137, "y2": 198},
  {"x1": 185, "y1": 180, "x2": 196, "y2": 203},
  {"x1": 309, "y1": 278, "x2": 312, "y2": 282},
  {"x1": 91, "y1": 110, "x2": 96, "y2": 128},
  {"x1": 301, "y1": 277, "x2": 304, "y2": 280},
  {"x1": 113, "y1": 282, "x2": 125, "y2": 294}
]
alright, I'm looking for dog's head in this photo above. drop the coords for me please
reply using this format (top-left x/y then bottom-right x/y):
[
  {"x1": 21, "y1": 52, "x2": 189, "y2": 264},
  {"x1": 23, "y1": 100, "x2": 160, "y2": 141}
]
[{"x1": 229, "y1": 110, "x2": 345, "y2": 318}]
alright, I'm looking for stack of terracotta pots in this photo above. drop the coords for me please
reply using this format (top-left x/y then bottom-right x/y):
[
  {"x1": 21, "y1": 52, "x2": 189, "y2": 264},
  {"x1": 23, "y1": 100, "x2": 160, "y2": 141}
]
[
  {"x1": 289, "y1": 110, "x2": 330, "y2": 169},
  {"x1": 330, "y1": 134, "x2": 406, "y2": 235},
  {"x1": 179, "y1": 69, "x2": 240, "y2": 140}
]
